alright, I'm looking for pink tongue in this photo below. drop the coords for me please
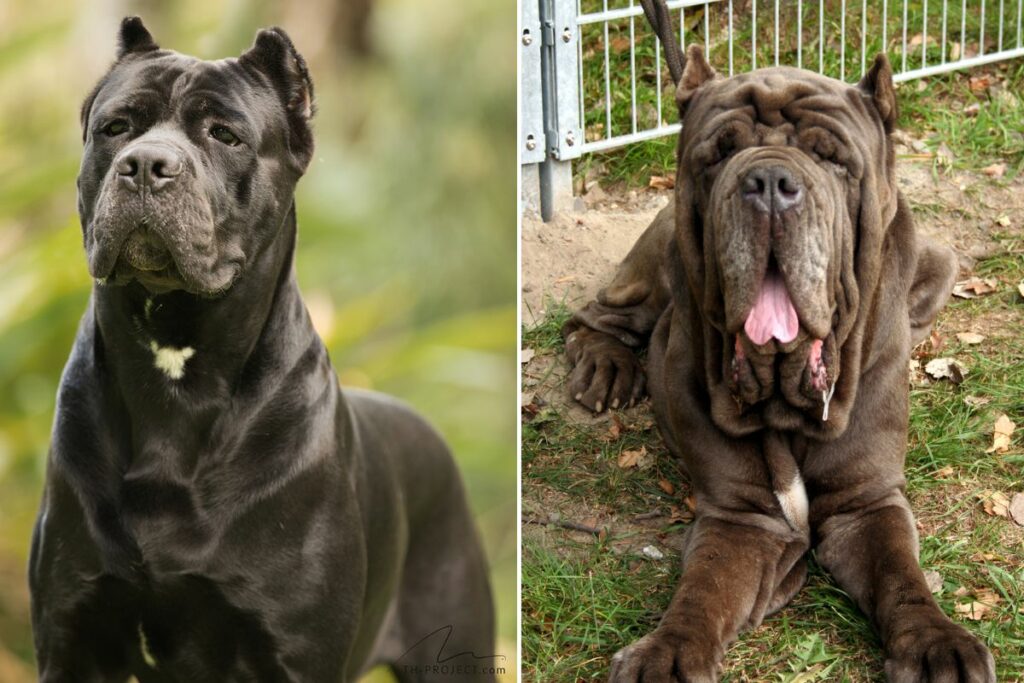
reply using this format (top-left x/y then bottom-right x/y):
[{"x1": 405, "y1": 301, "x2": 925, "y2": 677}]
[{"x1": 744, "y1": 269, "x2": 799, "y2": 345}]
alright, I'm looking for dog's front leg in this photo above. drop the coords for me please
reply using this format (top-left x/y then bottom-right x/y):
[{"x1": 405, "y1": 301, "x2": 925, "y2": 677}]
[
  {"x1": 608, "y1": 515, "x2": 807, "y2": 683},
  {"x1": 815, "y1": 498, "x2": 995, "y2": 683}
]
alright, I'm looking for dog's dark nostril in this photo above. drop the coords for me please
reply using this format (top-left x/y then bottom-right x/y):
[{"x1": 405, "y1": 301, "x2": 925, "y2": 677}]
[
  {"x1": 115, "y1": 145, "x2": 183, "y2": 190},
  {"x1": 741, "y1": 166, "x2": 803, "y2": 213}
]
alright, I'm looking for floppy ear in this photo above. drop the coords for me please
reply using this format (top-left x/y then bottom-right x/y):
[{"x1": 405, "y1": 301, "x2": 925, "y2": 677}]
[
  {"x1": 908, "y1": 241, "x2": 957, "y2": 346},
  {"x1": 858, "y1": 53, "x2": 898, "y2": 132},
  {"x1": 676, "y1": 45, "x2": 717, "y2": 112},
  {"x1": 117, "y1": 16, "x2": 160, "y2": 58},
  {"x1": 240, "y1": 28, "x2": 315, "y2": 172}
]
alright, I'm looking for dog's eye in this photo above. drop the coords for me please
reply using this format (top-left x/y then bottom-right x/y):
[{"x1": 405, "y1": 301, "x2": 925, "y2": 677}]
[
  {"x1": 209, "y1": 126, "x2": 240, "y2": 146},
  {"x1": 103, "y1": 120, "x2": 130, "y2": 137}
]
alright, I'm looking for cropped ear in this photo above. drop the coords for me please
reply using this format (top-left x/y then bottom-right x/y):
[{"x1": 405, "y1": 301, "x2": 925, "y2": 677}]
[
  {"x1": 908, "y1": 241, "x2": 957, "y2": 346},
  {"x1": 240, "y1": 28, "x2": 315, "y2": 171},
  {"x1": 858, "y1": 53, "x2": 898, "y2": 132},
  {"x1": 117, "y1": 17, "x2": 160, "y2": 58},
  {"x1": 676, "y1": 45, "x2": 717, "y2": 112}
]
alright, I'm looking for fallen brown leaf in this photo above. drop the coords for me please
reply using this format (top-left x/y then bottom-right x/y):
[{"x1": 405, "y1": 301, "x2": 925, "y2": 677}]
[
  {"x1": 520, "y1": 348, "x2": 535, "y2": 364},
  {"x1": 1009, "y1": 493, "x2": 1024, "y2": 527},
  {"x1": 618, "y1": 447, "x2": 645, "y2": 469},
  {"x1": 934, "y1": 465, "x2": 955, "y2": 478},
  {"x1": 985, "y1": 414, "x2": 1015, "y2": 454},
  {"x1": 981, "y1": 162, "x2": 1006, "y2": 178},
  {"x1": 668, "y1": 504, "x2": 694, "y2": 524},
  {"x1": 683, "y1": 495, "x2": 697, "y2": 513},
  {"x1": 924, "y1": 569, "x2": 943, "y2": 594},
  {"x1": 980, "y1": 490, "x2": 1011, "y2": 517},
  {"x1": 955, "y1": 601, "x2": 992, "y2": 621},
  {"x1": 658, "y1": 479, "x2": 675, "y2": 495},
  {"x1": 649, "y1": 175, "x2": 675, "y2": 190},
  {"x1": 995, "y1": 214, "x2": 1011, "y2": 228},
  {"x1": 964, "y1": 395, "x2": 992, "y2": 407},
  {"x1": 953, "y1": 277, "x2": 999, "y2": 298},
  {"x1": 955, "y1": 332, "x2": 985, "y2": 345}
]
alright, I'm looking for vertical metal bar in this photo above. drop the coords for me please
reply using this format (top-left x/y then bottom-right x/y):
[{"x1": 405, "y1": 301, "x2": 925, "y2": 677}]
[
  {"x1": 577, "y1": 0, "x2": 584, "y2": 132},
  {"x1": 861, "y1": 0, "x2": 867, "y2": 76},
  {"x1": 819, "y1": 0, "x2": 824, "y2": 73},
  {"x1": 729, "y1": 0, "x2": 735, "y2": 75},
  {"x1": 902, "y1": 0, "x2": 909, "y2": 72},
  {"x1": 1018, "y1": 0, "x2": 1023, "y2": 47},
  {"x1": 603, "y1": 0, "x2": 611, "y2": 138},
  {"x1": 840, "y1": 0, "x2": 846, "y2": 80},
  {"x1": 942, "y1": 0, "x2": 948, "y2": 63},
  {"x1": 883, "y1": 0, "x2": 889, "y2": 55},
  {"x1": 797, "y1": 0, "x2": 803, "y2": 68},
  {"x1": 655, "y1": 34, "x2": 663, "y2": 125},
  {"x1": 923, "y1": 0, "x2": 929, "y2": 68},
  {"x1": 681, "y1": 5, "x2": 686, "y2": 50},
  {"x1": 630, "y1": 1, "x2": 637, "y2": 134},
  {"x1": 774, "y1": 0, "x2": 780, "y2": 66},
  {"x1": 753, "y1": 0, "x2": 758, "y2": 69},
  {"x1": 961, "y1": 0, "x2": 967, "y2": 61},
  {"x1": 999, "y1": 0, "x2": 1005, "y2": 51},
  {"x1": 704, "y1": 1, "x2": 710, "y2": 55},
  {"x1": 981, "y1": 0, "x2": 987, "y2": 56}
]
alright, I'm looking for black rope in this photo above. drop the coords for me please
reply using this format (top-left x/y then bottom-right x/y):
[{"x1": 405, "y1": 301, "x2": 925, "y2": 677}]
[{"x1": 639, "y1": 0, "x2": 686, "y2": 85}]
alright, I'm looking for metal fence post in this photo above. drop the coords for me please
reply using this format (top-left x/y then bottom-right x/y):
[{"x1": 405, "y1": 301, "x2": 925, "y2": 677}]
[{"x1": 520, "y1": 0, "x2": 583, "y2": 221}]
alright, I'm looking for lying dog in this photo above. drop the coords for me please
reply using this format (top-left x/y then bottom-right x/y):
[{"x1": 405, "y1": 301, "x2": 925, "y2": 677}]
[
  {"x1": 29, "y1": 18, "x2": 495, "y2": 682},
  {"x1": 563, "y1": 2, "x2": 995, "y2": 681}
]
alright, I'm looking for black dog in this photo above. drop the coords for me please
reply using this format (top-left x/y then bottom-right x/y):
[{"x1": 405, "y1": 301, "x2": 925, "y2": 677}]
[{"x1": 29, "y1": 18, "x2": 495, "y2": 682}]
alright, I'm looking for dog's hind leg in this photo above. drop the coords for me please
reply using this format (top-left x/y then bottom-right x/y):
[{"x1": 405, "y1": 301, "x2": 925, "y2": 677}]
[
  {"x1": 375, "y1": 440, "x2": 498, "y2": 682},
  {"x1": 562, "y1": 202, "x2": 675, "y2": 412}
]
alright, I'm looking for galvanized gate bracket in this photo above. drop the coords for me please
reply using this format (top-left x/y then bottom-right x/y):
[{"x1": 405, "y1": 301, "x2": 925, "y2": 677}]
[{"x1": 520, "y1": 0, "x2": 545, "y2": 166}]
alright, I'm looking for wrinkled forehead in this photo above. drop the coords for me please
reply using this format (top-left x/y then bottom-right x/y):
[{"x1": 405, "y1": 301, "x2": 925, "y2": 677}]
[
  {"x1": 90, "y1": 52, "x2": 277, "y2": 127},
  {"x1": 684, "y1": 67, "x2": 878, "y2": 138}
]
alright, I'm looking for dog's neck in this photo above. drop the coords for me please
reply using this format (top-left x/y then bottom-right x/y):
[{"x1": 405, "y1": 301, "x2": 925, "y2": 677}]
[{"x1": 91, "y1": 205, "x2": 320, "y2": 413}]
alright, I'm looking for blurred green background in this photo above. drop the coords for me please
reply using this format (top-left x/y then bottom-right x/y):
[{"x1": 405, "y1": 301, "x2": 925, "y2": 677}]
[{"x1": 0, "y1": 0, "x2": 516, "y2": 680}]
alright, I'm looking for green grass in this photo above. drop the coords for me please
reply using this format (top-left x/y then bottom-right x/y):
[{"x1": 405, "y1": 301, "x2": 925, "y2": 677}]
[
  {"x1": 576, "y1": 1, "x2": 1024, "y2": 187},
  {"x1": 522, "y1": 252, "x2": 1024, "y2": 681}
]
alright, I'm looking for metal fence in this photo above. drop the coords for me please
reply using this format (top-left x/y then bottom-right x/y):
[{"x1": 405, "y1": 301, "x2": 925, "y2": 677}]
[{"x1": 522, "y1": 0, "x2": 1024, "y2": 218}]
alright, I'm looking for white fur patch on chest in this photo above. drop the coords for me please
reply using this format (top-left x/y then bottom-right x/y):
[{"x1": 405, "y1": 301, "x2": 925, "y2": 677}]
[
  {"x1": 148, "y1": 341, "x2": 195, "y2": 380},
  {"x1": 775, "y1": 471, "x2": 809, "y2": 531}
]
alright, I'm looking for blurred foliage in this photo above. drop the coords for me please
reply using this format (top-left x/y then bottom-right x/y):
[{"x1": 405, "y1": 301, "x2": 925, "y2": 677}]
[{"x1": 0, "y1": 0, "x2": 516, "y2": 679}]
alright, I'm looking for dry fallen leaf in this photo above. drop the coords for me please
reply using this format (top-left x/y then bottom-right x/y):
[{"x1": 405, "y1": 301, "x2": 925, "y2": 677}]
[
  {"x1": 520, "y1": 348, "x2": 535, "y2": 364},
  {"x1": 985, "y1": 414, "x2": 1015, "y2": 454},
  {"x1": 953, "y1": 277, "x2": 999, "y2": 299},
  {"x1": 1009, "y1": 493, "x2": 1024, "y2": 526},
  {"x1": 956, "y1": 332, "x2": 985, "y2": 345},
  {"x1": 934, "y1": 465, "x2": 955, "y2": 478},
  {"x1": 964, "y1": 395, "x2": 992, "y2": 407},
  {"x1": 668, "y1": 504, "x2": 694, "y2": 524},
  {"x1": 969, "y1": 73, "x2": 994, "y2": 93},
  {"x1": 963, "y1": 101, "x2": 980, "y2": 116},
  {"x1": 1018, "y1": 281, "x2": 1024, "y2": 299},
  {"x1": 924, "y1": 357, "x2": 966, "y2": 384},
  {"x1": 618, "y1": 446, "x2": 653, "y2": 470},
  {"x1": 995, "y1": 214, "x2": 1012, "y2": 228},
  {"x1": 683, "y1": 495, "x2": 697, "y2": 513},
  {"x1": 924, "y1": 569, "x2": 943, "y2": 594},
  {"x1": 658, "y1": 479, "x2": 675, "y2": 495},
  {"x1": 955, "y1": 601, "x2": 992, "y2": 621},
  {"x1": 649, "y1": 175, "x2": 675, "y2": 190},
  {"x1": 981, "y1": 162, "x2": 1006, "y2": 178},
  {"x1": 980, "y1": 490, "x2": 1011, "y2": 517}
]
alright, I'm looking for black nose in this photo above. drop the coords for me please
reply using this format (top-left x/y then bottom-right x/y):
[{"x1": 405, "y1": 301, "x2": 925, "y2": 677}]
[
  {"x1": 115, "y1": 145, "x2": 183, "y2": 192},
  {"x1": 740, "y1": 166, "x2": 804, "y2": 214}
]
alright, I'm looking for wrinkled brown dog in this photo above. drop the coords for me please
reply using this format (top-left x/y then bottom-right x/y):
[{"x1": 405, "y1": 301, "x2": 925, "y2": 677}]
[{"x1": 563, "y1": 3, "x2": 995, "y2": 681}]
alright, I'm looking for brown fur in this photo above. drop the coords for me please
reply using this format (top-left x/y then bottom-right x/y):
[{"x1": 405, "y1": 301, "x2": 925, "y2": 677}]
[{"x1": 565, "y1": 46, "x2": 993, "y2": 682}]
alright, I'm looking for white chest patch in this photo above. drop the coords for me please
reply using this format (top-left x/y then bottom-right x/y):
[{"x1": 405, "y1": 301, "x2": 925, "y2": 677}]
[
  {"x1": 776, "y1": 471, "x2": 809, "y2": 531},
  {"x1": 149, "y1": 341, "x2": 195, "y2": 380}
]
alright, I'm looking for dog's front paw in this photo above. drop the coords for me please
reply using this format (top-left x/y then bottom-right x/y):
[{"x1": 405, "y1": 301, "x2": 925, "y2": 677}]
[
  {"x1": 565, "y1": 328, "x2": 646, "y2": 413},
  {"x1": 885, "y1": 618, "x2": 994, "y2": 683},
  {"x1": 607, "y1": 632, "x2": 720, "y2": 683}
]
